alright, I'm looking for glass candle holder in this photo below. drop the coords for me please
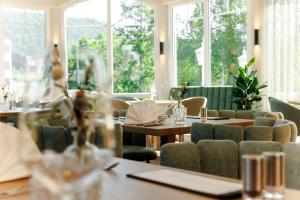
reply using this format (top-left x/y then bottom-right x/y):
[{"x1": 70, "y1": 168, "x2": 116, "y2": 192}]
[
  {"x1": 199, "y1": 107, "x2": 207, "y2": 122},
  {"x1": 172, "y1": 102, "x2": 187, "y2": 124},
  {"x1": 262, "y1": 152, "x2": 285, "y2": 199},
  {"x1": 242, "y1": 155, "x2": 266, "y2": 200}
]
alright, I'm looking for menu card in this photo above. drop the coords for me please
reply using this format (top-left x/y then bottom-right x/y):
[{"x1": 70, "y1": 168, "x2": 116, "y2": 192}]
[{"x1": 127, "y1": 169, "x2": 242, "y2": 199}]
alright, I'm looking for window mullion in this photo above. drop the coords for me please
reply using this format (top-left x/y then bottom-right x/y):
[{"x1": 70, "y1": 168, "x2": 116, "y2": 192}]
[
  {"x1": 203, "y1": 0, "x2": 211, "y2": 86},
  {"x1": 107, "y1": 0, "x2": 113, "y2": 95}
]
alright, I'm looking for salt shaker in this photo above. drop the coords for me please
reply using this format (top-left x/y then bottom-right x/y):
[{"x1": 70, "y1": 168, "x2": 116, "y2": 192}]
[{"x1": 242, "y1": 155, "x2": 266, "y2": 200}]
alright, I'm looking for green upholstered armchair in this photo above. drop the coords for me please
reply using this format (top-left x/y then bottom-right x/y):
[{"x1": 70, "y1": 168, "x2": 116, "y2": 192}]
[
  {"x1": 161, "y1": 140, "x2": 300, "y2": 190},
  {"x1": 283, "y1": 143, "x2": 300, "y2": 190},
  {"x1": 191, "y1": 117, "x2": 297, "y2": 145},
  {"x1": 35, "y1": 121, "x2": 124, "y2": 157},
  {"x1": 161, "y1": 140, "x2": 281, "y2": 180},
  {"x1": 122, "y1": 132, "x2": 157, "y2": 163},
  {"x1": 161, "y1": 140, "x2": 238, "y2": 179},
  {"x1": 269, "y1": 97, "x2": 300, "y2": 135}
]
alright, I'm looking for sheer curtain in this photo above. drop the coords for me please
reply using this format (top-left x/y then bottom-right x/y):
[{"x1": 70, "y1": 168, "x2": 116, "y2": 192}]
[{"x1": 266, "y1": 0, "x2": 300, "y2": 101}]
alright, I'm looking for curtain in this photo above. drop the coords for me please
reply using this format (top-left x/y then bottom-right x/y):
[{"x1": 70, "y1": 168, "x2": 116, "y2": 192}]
[{"x1": 266, "y1": 0, "x2": 300, "y2": 101}]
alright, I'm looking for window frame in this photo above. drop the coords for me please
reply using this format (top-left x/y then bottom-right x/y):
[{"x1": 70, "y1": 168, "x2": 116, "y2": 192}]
[
  {"x1": 63, "y1": 0, "x2": 156, "y2": 96},
  {"x1": 0, "y1": 4, "x2": 50, "y2": 90},
  {"x1": 169, "y1": 0, "x2": 248, "y2": 87}
]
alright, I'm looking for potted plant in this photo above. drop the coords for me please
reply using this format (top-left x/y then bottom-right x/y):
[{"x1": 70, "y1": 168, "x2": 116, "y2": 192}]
[{"x1": 232, "y1": 57, "x2": 267, "y2": 110}]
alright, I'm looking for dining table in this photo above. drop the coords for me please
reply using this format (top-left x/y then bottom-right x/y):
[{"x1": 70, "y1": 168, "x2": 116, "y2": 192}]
[
  {"x1": 122, "y1": 117, "x2": 254, "y2": 147},
  {"x1": 0, "y1": 158, "x2": 300, "y2": 200},
  {"x1": 0, "y1": 107, "x2": 52, "y2": 122}
]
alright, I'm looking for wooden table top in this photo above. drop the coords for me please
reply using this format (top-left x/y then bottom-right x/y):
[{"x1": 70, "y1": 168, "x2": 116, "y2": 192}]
[
  {"x1": 1, "y1": 158, "x2": 300, "y2": 200},
  {"x1": 126, "y1": 100, "x2": 176, "y2": 106},
  {"x1": 122, "y1": 117, "x2": 254, "y2": 136},
  {"x1": 0, "y1": 108, "x2": 51, "y2": 118}
]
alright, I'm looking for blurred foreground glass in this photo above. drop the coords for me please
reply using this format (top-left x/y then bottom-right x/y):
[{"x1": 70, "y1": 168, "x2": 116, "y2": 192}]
[
  {"x1": 18, "y1": 45, "x2": 115, "y2": 200},
  {"x1": 242, "y1": 155, "x2": 266, "y2": 200},
  {"x1": 263, "y1": 152, "x2": 285, "y2": 200}
]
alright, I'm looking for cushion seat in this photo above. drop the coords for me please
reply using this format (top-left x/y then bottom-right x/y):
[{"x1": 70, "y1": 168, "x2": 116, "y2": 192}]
[{"x1": 123, "y1": 145, "x2": 157, "y2": 161}]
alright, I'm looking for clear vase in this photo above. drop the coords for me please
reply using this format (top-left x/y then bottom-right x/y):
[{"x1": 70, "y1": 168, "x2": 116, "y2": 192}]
[{"x1": 172, "y1": 102, "x2": 187, "y2": 124}]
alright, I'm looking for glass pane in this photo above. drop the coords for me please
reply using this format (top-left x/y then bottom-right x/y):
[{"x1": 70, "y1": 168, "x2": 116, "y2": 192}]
[
  {"x1": 65, "y1": 0, "x2": 107, "y2": 91},
  {"x1": 112, "y1": 0, "x2": 154, "y2": 93},
  {"x1": 174, "y1": 2, "x2": 204, "y2": 86},
  {"x1": 210, "y1": 0, "x2": 247, "y2": 85},
  {"x1": 2, "y1": 8, "x2": 46, "y2": 96}
]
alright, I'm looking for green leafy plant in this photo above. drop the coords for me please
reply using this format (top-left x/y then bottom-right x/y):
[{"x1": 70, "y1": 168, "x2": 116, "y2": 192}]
[{"x1": 232, "y1": 57, "x2": 267, "y2": 110}]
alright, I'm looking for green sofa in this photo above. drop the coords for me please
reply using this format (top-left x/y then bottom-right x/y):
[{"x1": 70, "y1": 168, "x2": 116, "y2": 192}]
[
  {"x1": 161, "y1": 140, "x2": 300, "y2": 190},
  {"x1": 170, "y1": 86, "x2": 237, "y2": 110}
]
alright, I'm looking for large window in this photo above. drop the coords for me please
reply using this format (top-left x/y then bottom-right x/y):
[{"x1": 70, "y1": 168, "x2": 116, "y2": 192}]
[
  {"x1": 64, "y1": 0, "x2": 154, "y2": 93},
  {"x1": 173, "y1": 0, "x2": 247, "y2": 86},
  {"x1": 210, "y1": 0, "x2": 247, "y2": 85},
  {"x1": 1, "y1": 7, "x2": 46, "y2": 94},
  {"x1": 112, "y1": 0, "x2": 154, "y2": 93},
  {"x1": 173, "y1": 3, "x2": 204, "y2": 86},
  {"x1": 65, "y1": 0, "x2": 107, "y2": 90}
]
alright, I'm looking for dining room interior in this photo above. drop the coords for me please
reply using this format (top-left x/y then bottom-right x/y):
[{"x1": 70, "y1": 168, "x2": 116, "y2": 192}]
[{"x1": 0, "y1": 0, "x2": 300, "y2": 199}]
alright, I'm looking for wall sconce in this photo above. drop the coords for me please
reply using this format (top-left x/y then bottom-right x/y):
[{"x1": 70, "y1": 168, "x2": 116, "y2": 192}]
[
  {"x1": 160, "y1": 42, "x2": 164, "y2": 55},
  {"x1": 254, "y1": 29, "x2": 259, "y2": 45}
]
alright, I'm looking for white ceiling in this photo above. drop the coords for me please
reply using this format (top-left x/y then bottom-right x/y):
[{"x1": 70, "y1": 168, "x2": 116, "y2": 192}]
[{"x1": 0, "y1": 0, "x2": 181, "y2": 8}]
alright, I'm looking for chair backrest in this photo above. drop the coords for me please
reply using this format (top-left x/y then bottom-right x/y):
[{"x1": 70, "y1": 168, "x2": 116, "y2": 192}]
[
  {"x1": 191, "y1": 123, "x2": 214, "y2": 143},
  {"x1": 197, "y1": 140, "x2": 239, "y2": 179},
  {"x1": 213, "y1": 125, "x2": 244, "y2": 144},
  {"x1": 254, "y1": 117, "x2": 276, "y2": 126},
  {"x1": 160, "y1": 142, "x2": 201, "y2": 172},
  {"x1": 219, "y1": 110, "x2": 236, "y2": 118},
  {"x1": 111, "y1": 98, "x2": 130, "y2": 117},
  {"x1": 181, "y1": 97, "x2": 207, "y2": 115},
  {"x1": 235, "y1": 111, "x2": 253, "y2": 119},
  {"x1": 269, "y1": 97, "x2": 300, "y2": 135},
  {"x1": 170, "y1": 86, "x2": 237, "y2": 110},
  {"x1": 283, "y1": 143, "x2": 300, "y2": 190}
]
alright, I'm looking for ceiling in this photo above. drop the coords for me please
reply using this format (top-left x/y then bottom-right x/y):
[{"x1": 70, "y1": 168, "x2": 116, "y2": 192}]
[{"x1": 0, "y1": 0, "x2": 182, "y2": 8}]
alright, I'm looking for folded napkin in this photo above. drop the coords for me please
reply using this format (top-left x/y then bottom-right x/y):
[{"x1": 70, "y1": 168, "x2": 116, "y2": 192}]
[
  {"x1": 0, "y1": 123, "x2": 42, "y2": 182},
  {"x1": 124, "y1": 100, "x2": 160, "y2": 125}
]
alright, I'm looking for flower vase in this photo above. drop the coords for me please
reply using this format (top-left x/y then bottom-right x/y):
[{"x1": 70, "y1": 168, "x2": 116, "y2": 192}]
[{"x1": 172, "y1": 101, "x2": 187, "y2": 125}]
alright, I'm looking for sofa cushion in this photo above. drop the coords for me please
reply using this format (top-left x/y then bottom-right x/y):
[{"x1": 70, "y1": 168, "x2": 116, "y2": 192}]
[
  {"x1": 244, "y1": 126, "x2": 273, "y2": 141},
  {"x1": 213, "y1": 125, "x2": 244, "y2": 144},
  {"x1": 197, "y1": 140, "x2": 238, "y2": 179}
]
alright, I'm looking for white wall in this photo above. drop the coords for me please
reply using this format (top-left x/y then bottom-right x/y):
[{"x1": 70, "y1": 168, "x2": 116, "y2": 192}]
[
  {"x1": 154, "y1": 4, "x2": 170, "y2": 99},
  {"x1": 0, "y1": 7, "x2": 4, "y2": 86}
]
